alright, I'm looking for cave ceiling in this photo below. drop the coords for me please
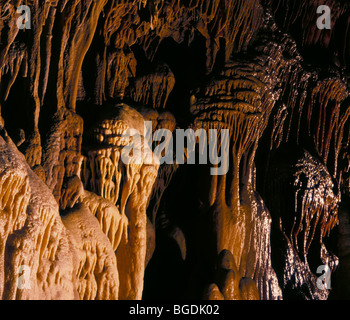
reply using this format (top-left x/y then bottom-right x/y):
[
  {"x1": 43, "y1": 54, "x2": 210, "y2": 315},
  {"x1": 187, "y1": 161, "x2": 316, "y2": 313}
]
[{"x1": 0, "y1": 0, "x2": 350, "y2": 300}]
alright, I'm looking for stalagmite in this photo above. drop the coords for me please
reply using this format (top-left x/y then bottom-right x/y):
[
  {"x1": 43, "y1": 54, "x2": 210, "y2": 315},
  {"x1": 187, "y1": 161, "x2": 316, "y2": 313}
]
[
  {"x1": 189, "y1": 53, "x2": 282, "y2": 300},
  {"x1": 0, "y1": 0, "x2": 350, "y2": 301},
  {"x1": 61, "y1": 205, "x2": 119, "y2": 300},
  {"x1": 0, "y1": 132, "x2": 76, "y2": 300},
  {"x1": 83, "y1": 103, "x2": 159, "y2": 299}
]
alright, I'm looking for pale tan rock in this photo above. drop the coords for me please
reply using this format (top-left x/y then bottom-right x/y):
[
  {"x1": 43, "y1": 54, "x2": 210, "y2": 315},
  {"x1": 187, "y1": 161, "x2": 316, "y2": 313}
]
[
  {"x1": 83, "y1": 104, "x2": 159, "y2": 299},
  {"x1": 0, "y1": 0, "x2": 348, "y2": 301},
  {"x1": 62, "y1": 205, "x2": 119, "y2": 300},
  {"x1": 0, "y1": 133, "x2": 76, "y2": 300}
]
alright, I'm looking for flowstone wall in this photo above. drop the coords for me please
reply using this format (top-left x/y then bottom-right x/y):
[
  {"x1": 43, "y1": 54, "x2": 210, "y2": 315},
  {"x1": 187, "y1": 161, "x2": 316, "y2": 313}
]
[{"x1": 0, "y1": 0, "x2": 350, "y2": 300}]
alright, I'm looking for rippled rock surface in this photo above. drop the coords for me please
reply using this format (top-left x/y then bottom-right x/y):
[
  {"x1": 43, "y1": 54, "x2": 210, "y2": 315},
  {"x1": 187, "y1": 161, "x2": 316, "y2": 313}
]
[{"x1": 0, "y1": 0, "x2": 350, "y2": 300}]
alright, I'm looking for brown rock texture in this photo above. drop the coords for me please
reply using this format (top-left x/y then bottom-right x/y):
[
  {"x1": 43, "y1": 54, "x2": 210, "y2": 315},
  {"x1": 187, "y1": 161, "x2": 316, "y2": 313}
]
[{"x1": 0, "y1": 0, "x2": 350, "y2": 300}]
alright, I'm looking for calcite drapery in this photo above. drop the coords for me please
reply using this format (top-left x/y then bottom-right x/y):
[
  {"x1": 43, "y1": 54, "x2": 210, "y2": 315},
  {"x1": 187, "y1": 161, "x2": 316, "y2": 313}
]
[
  {"x1": 0, "y1": 131, "x2": 76, "y2": 300},
  {"x1": 264, "y1": 147, "x2": 339, "y2": 299},
  {"x1": 82, "y1": 103, "x2": 159, "y2": 299},
  {"x1": 0, "y1": 0, "x2": 350, "y2": 300},
  {"x1": 185, "y1": 54, "x2": 282, "y2": 300}
]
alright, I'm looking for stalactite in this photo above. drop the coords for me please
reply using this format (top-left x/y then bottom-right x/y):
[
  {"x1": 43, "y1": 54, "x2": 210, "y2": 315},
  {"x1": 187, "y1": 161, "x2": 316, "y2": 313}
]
[
  {"x1": 0, "y1": 0, "x2": 350, "y2": 301},
  {"x1": 128, "y1": 63, "x2": 175, "y2": 109},
  {"x1": 264, "y1": 0, "x2": 350, "y2": 69},
  {"x1": 264, "y1": 147, "x2": 339, "y2": 299},
  {"x1": 188, "y1": 42, "x2": 283, "y2": 299},
  {"x1": 42, "y1": 108, "x2": 84, "y2": 204},
  {"x1": 82, "y1": 103, "x2": 159, "y2": 299}
]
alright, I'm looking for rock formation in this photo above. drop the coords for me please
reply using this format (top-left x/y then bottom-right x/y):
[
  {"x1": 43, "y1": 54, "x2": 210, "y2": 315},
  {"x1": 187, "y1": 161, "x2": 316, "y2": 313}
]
[{"x1": 0, "y1": 0, "x2": 350, "y2": 300}]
